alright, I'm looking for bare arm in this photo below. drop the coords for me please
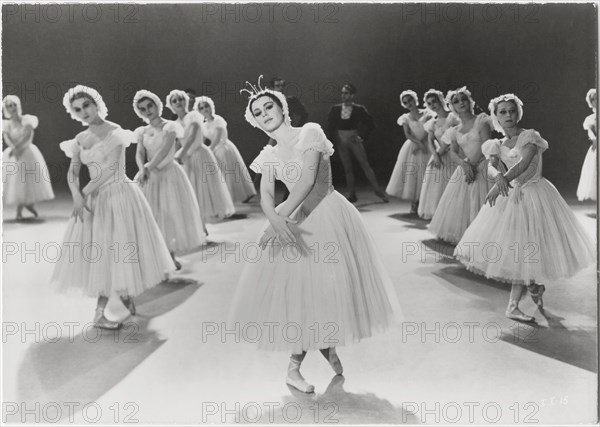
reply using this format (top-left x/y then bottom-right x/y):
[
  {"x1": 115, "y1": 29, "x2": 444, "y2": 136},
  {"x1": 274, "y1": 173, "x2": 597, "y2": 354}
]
[
  {"x1": 275, "y1": 150, "x2": 320, "y2": 218},
  {"x1": 146, "y1": 131, "x2": 176, "y2": 171},
  {"x1": 178, "y1": 122, "x2": 200, "y2": 159},
  {"x1": 82, "y1": 144, "x2": 123, "y2": 196}
]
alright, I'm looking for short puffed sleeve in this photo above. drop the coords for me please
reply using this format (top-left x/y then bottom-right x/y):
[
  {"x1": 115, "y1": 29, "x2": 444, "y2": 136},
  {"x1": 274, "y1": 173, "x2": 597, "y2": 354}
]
[
  {"x1": 250, "y1": 145, "x2": 278, "y2": 175},
  {"x1": 59, "y1": 132, "x2": 85, "y2": 158},
  {"x1": 185, "y1": 110, "x2": 204, "y2": 128},
  {"x1": 515, "y1": 129, "x2": 548, "y2": 153},
  {"x1": 133, "y1": 126, "x2": 147, "y2": 144},
  {"x1": 22, "y1": 114, "x2": 39, "y2": 129},
  {"x1": 476, "y1": 113, "x2": 493, "y2": 132},
  {"x1": 481, "y1": 139, "x2": 502, "y2": 159},
  {"x1": 440, "y1": 126, "x2": 457, "y2": 146},
  {"x1": 446, "y1": 112, "x2": 460, "y2": 128},
  {"x1": 397, "y1": 113, "x2": 409, "y2": 127},
  {"x1": 2, "y1": 120, "x2": 10, "y2": 133},
  {"x1": 583, "y1": 114, "x2": 595, "y2": 131},
  {"x1": 423, "y1": 117, "x2": 435, "y2": 134},
  {"x1": 295, "y1": 123, "x2": 334, "y2": 157},
  {"x1": 214, "y1": 115, "x2": 228, "y2": 129},
  {"x1": 107, "y1": 127, "x2": 136, "y2": 150},
  {"x1": 163, "y1": 121, "x2": 185, "y2": 138}
]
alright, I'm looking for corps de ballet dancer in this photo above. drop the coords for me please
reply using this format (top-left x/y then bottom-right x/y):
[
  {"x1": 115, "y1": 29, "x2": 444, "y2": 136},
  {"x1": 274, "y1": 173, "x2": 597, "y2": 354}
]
[
  {"x1": 385, "y1": 90, "x2": 433, "y2": 214},
  {"x1": 327, "y1": 83, "x2": 388, "y2": 203},
  {"x1": 50, "y1": 85, "x2": 174, "y2": 329},
  {"x1": 428, "y1": 87, "x2": 494, "y2": 244},
  {"x1": 417, "y1": 89, "x2": 460, "y2": 220},
  {"x1": 166, "y1": 89, "x2": 235, "y2": 226},
  {"x1": 2, "y1": 95, "x2": 54, "y2": 219},
  {"x1": 195, "y1": 96, "x2": 257, "y2": 204},
  {"x1": 577, "y1": 88, "x2": 597, "y2": 202},
  {"x1": 133, "y1": 89, "x2": 206, "y2": 270},
  {"x1": 455, "y1": 94, "x2": 595, "y2": 322},
  {"x1": 228, "y1": 76, "x2": 401, "y2": 394}
]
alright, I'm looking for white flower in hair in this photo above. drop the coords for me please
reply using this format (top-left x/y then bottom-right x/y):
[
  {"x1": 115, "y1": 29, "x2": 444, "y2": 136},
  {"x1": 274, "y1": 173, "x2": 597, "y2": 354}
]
[
  {"x1": 62, "y1": 85, "x2": 108, "y2": 125},
  {"x1": 133, "y1": 90, "x2": 163, "y2": 123},
  {"x1": 2, "y1": 95, "x2": 23, "y2": 118},
  {"x1": 399, "y1": 90, "x2": 419, "y2": 108},
  {"x1": 423, "y1": 89, "x2": 449, "y2": 112},
  {"x1": 488, "y1": 93, "x2": 524, "y2": 135},
  {"x1": 239, "y1": 75, "x2": 290, "y2": 130},
  {"x1": 166, "y1": 89, "x2": 190, "y2": 114},
  {"x1": 445, "y1": 86, "x2": 475, "y2": 115},
  {"x1": 586, "y1": 88, "x2": 596, "y2": 110},
  {"x1": 194, "y1": 96, "x2": 216, "y2": 118}
]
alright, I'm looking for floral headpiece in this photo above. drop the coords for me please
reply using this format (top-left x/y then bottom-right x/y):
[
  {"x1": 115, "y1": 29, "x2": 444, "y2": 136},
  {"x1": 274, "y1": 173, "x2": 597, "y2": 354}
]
[
  {"x1": 2, "y1": 95, "x2": 23, "y2": 119},
  {"x1": 62, "y1": 85, "x2": 108, "y2": 125},
  {"x1": 166, "y1": 89, "x2": 190, "y2": 114},
  {"x1": 133, "y1": 90, "x2": 163, "y2": 123},
  {"x1": 399, "y1": 90, "x2": 419, "y2": 108},
  {"x1": 445, "y1": 86, "x2": 475, "y2": 115},
  {"x1": 488, "y1": 93, "x2": 524, "y2": 134}
]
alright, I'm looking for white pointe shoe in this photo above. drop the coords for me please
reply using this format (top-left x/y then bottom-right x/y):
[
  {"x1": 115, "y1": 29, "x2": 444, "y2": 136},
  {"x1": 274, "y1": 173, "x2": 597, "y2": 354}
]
[
  {"x1": 322, "y1": 347, "x2": 343, "y2": 375},
  {"x1": 286, "y1": 358, "x2": 315, "y2": 393},
  {"x1": 505, "y1": 301, "x2": 535, "y2": 323}
]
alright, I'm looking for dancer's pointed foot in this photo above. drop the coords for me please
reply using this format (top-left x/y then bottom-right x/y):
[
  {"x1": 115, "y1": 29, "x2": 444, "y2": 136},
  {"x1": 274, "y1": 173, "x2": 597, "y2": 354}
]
[
  {"x1": 374, "y1": 190, "x2": 389, "y2": 203},
  {"x1": 93, "y1": 308, "x2": 122, "y2": 330},
  {"x1": 505, "y1": 301, "x2": 535, "y2": 322},
  {"x1": 320, "y1": 347, "x2": 343, "y2": 375},
  {"x1": 25, "y1": 204, "x2": 38, "y2": 217},
  {"x1": 286, "y1": 357, "x2": 315, "y2": 393},
  {"x1": 528, "y1": 284, "x2": 546, "y2": 309},
  {"x1": 120, "y1": 296, "x2": 136, "y2": 316}
]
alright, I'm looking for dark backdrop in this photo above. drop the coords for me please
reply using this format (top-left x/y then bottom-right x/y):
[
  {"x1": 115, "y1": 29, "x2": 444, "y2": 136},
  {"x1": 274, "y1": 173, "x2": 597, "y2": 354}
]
[{"x1": 2, "y1": 3, "x2": 597, "y2": 194}]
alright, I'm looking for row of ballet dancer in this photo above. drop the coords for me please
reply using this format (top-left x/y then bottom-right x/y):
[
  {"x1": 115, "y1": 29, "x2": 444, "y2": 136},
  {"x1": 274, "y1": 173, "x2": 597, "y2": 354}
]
[{"x1": 2, "y1": 77, "x2": 596, "y2": 393}]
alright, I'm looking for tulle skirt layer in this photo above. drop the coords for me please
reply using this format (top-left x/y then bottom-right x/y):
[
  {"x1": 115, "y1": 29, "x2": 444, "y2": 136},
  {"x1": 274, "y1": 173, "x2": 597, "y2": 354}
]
[
  {"x1": 213, "y1": 140, "x2": 256, "y2": 203},
  {"x1": 576, "y1": 145, "x2": 597, "y2": 201},
  {"x1": 385, "y1": 140, "x2": 429, "y2": 200},
  {"x1": 228, "y1": 190, "x2": 402, "y2": 353},
  {"x1": 3, "y1": 145, "x2": 55, "y2": 205},
  {"x1": 418, "y1": 152, "x2": 458, "y2": 220},
  {"x1": 455, "y1": 178, "x2": 596, "y2": 284},
  {"x1": 50, "y1": 180, "x2": 175, "y2": 297}
]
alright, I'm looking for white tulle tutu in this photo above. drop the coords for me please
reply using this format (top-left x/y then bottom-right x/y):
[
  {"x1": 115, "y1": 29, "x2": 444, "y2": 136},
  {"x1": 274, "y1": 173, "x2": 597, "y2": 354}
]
[
  {"x1": 385, "y1": 141, "x2": 429, "y2": 200},
  {"x1": 182, "y1": 145, "x2": 235, "y2": 223},
  {"x1": 428, "y1": 160, "x2": 492, "y2": 244},
  {"x1": 137, "y1": 162, "x2": 206, "y2": 253},
  {"x1": 456, "y1": 178, "x2": 596, "y2": 284},
  {"x1": 51, "y1": 180, "x2": 176, "y2": 297},
  {"x1": 418, "y1": 152, "x2": 458, "y2": 220},
  {"x1": 577, "y1": 145, "x2": 597, "y2": 201},
  {"x1": 228, "y1": 123, "x2": 401, "y2": 353},
  {"x1": 51, "y1": 126, "x2": 174, "y2": 297},
  {"x1": 213, "y1": 140, "x2": 257, "y2": 203},
  {"x1": 228, "y1": 191, "x2": 402, "y2": 353},
  {"x1": 3, "y1": 144, "x2": 55, "y2": 205}
]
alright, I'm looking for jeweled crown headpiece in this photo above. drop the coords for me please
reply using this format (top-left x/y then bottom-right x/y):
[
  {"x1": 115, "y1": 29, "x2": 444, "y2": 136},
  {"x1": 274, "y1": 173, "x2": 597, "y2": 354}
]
[
  {"x1": 2, "y1": 95, "x2": 23, "y2": 119},
  {"x1": 133, "y1": 89, "x2": 163, "y2": 123},
  {"x1": 399, "y1": 90, "x2": 419, "y2": 108},
  {"x1": 240, "y1": 75, "x2": 290, "y2": 129},
  {"x1": 62, "y1": 85, "x2": 108, "y2": 125},
  {"x1": 445, "y1": 86, "x2": 475, "y2": 115},
  {"x1": 423, "y1": 89, "x2": 449, "y2": 113},
  {"x1": 488, "y1": 93, "x2": 524, "y2": 135}
]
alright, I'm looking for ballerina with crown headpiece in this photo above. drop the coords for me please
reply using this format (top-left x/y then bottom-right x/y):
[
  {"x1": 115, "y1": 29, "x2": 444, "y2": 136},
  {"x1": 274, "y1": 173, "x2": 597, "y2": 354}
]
[
  {"x1": 132, "y1": 89, "x2": 206, "y2": 270},
  {"x1": 576, "y1": 88, "x2": 597, "y2": 202},
  {"x1": 2, "y1": 95, "x2": 55, "y2": 220},
  {"x1": 228, "y1": 76, "x2": 401, "y2": 394},
  {"x1": 50, "y1": 85, "x2": 174, "y2": 330},
  {"x1": 455, "y1": 93, "x2": 595, "y2": 322},
  {"x1": 195, "y1": 94, "x2": 257, "y2": 203}
]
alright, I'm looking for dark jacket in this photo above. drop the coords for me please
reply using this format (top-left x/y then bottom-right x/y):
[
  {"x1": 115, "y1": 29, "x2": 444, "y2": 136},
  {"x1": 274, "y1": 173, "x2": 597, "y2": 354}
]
[{"x1": 327, "y1": 103, "x2": 375, "y2": 142}]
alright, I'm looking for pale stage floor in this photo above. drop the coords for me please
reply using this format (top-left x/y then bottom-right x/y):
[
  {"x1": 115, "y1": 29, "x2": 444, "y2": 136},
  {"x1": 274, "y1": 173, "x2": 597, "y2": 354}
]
[{"x1": 2, "y1": 190, "x2": 597, "y2": 424}]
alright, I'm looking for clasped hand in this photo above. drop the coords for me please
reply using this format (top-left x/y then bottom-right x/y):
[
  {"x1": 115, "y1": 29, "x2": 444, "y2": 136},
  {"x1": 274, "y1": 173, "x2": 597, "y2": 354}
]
[
  {"x1": 259, "y1": 214, "x2": 298, "y2": 249},
  {"x1": 72, "y1": 193, "x2": 91, "y2": 222}
]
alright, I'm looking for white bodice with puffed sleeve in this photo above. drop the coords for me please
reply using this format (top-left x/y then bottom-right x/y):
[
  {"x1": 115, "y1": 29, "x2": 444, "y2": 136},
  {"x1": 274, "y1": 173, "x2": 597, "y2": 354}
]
[
  {"x1": 442, "y1": 113, "x2": 493, "y2": 160},
  {"x1": 177, "y1": 111, "x2": 205, "y2": 155},
  {"x1": 250, "y1": 123, "x2": 334, "y2": 214},
  {"x1": 134, "y1": 121, "x2": 184, "y2": 169},
  {"x1": 397, "y1": 110, "x2": 433, "y2": 140},
  {"x1": 2, "y1": 114, "x2": 39, "y2": 149},
  {"x1": 203, "y1": 115, "x2": 229, "y2": 148}
]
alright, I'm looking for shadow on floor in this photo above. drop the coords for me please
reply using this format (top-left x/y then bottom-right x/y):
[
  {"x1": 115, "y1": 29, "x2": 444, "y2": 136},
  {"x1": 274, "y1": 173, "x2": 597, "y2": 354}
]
[
  {"x1": 237, "y1": 375, "x2": 419, "y2": 424},
  {"x1": 13, "y1": 279, "x2": 202, "y2": 422}
]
